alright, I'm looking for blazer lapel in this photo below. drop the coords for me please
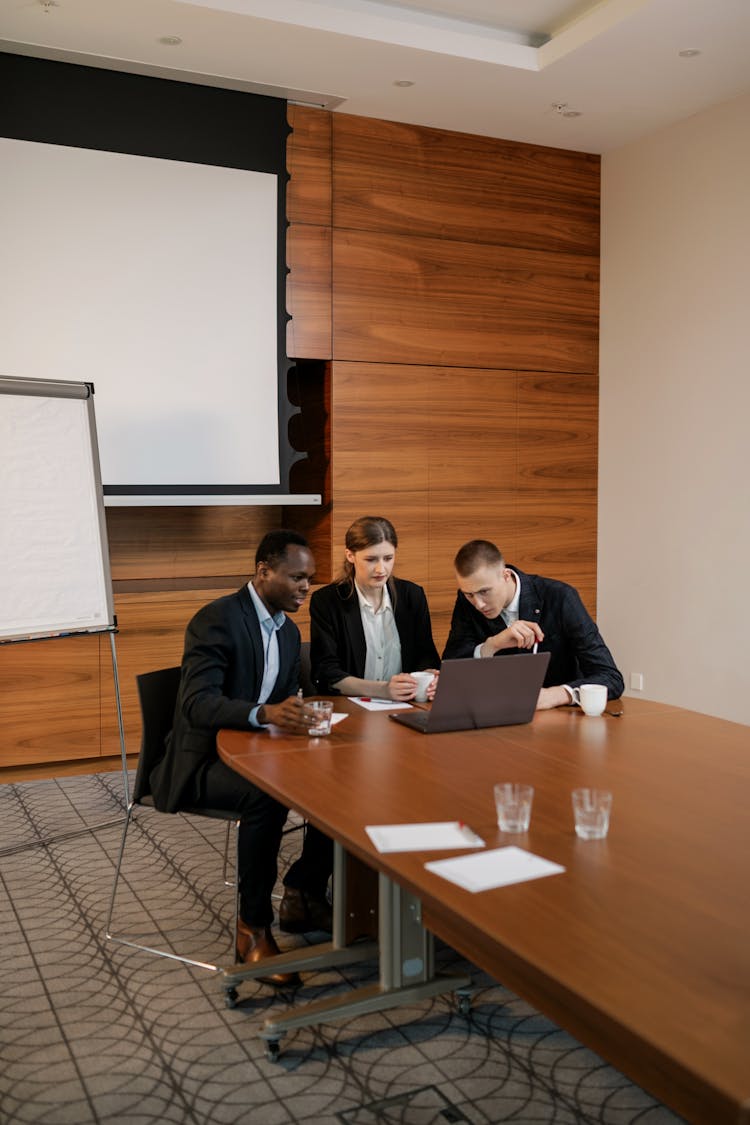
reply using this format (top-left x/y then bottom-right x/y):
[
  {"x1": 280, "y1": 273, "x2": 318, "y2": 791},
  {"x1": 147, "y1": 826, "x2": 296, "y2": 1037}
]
[
  {"x1": 238, "y1": 584, "x2": 266, "y2": 695},
  {"x1": 339, "y1": 587, "x2": 368, "y2": 676},
  {"x1": 517, "y1": 570, "x2": 544, "y2": 627}
]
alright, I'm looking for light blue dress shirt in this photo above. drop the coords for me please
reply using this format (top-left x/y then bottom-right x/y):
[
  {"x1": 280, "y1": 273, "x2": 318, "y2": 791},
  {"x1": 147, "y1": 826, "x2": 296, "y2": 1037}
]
[{"x1": 247, "y1": 581, "x2": 286, "y2": 727}]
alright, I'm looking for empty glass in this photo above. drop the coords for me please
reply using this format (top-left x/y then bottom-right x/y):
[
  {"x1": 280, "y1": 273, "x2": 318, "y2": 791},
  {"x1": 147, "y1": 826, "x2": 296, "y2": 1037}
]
[{"x1": 494, "y1": 783, "x2": 534, "y2": 833}]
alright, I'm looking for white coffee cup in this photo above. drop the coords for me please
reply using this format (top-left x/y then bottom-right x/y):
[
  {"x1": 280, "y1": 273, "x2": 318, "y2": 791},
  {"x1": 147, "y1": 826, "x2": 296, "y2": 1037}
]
[
  {"x1": 411, "y1": 670, "x2": 434, "y2": 702},
  {"x1": 571, "y1": 683, "x2": 607, "y2": 716}
]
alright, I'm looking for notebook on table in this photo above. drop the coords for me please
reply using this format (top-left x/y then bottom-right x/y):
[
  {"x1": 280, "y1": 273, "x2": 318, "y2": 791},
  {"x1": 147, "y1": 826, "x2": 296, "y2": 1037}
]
[{"x1": 390, "y1": 652, "x2": 551, "y2": 734}]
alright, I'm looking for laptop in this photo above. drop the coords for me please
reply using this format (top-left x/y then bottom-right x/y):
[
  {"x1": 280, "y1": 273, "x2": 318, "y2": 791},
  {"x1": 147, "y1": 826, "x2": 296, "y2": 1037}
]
[{"x1": 390, "y1": 652, "x2": 551, "y2": 734}]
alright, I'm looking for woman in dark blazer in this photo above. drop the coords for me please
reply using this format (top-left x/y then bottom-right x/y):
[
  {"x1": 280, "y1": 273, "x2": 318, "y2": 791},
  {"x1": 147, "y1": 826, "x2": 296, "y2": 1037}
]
[{"x1": 310, "y1": 516, "x2": 440, "y2": 700}]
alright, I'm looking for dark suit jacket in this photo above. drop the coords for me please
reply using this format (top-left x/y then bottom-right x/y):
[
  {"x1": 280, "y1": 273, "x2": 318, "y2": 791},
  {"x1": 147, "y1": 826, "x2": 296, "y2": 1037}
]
[
  {"x1": 442, "y1": 566, "x2": 624, "y2": 699},
  {"x1": 150, "y1": 584, "x2": 300, "y2": 813},
  {"x1": 310, "y1": 577, "x2": 440, "y2": 694}
]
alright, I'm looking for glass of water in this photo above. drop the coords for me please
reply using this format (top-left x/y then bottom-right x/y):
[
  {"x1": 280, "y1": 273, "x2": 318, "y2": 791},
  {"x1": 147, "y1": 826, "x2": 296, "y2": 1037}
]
[
  {"x1": 571, "y1": 788, "x2": 612, "y2": 839},
  {"x1": 494, "y1": 783, "x2": 534, "y2": 833}
]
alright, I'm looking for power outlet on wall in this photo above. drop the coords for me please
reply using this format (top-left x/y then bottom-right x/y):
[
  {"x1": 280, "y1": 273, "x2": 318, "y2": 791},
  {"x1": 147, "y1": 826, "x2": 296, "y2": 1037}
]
[{"x1": 630, "y1": 672, "x2": 644, "y2": 691}]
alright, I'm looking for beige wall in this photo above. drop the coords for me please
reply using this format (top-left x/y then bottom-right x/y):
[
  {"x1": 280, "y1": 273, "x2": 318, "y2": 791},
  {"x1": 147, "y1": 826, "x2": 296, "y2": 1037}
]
[{"x1": 599, "y1": 90, "x2": 750, "y2": 725}]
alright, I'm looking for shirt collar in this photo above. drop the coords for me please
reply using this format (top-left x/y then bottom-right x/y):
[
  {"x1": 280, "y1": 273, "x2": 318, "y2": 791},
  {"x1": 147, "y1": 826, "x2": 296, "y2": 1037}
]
[
  {"x1": 354, "y1": 581, "x2": 393, "y2": 616},
  {"x1": 504, "y1": 569, "x2": 521, "y2": 616},
  {"x1": 248, "y1": 580, "x2": 286, "y2": 632}
]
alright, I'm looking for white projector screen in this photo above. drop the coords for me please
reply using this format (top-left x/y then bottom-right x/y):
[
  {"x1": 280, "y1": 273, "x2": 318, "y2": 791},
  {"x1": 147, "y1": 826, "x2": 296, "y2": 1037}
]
[{"x1": 0, "y1": 137, "x2": 280, "y2": 491}]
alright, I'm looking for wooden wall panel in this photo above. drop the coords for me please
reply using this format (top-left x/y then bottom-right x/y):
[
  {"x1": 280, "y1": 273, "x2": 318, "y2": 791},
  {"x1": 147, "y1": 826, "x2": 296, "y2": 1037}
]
[
  {"x1": 0, "y1": 635, "x2": 101, "y2": 767},
  {"x1": 333, "y1": 231, "x2": 599, "y2": 372},
  {"x1": 287, "y1": 105, "x2": 332, "y2": 226},
  {"x1": 333, "y1": 114, "x2": 600, "y2": 255},
  {"x1": 287, "y1": 224, "x2": 332, "y2": 359},
  {"x1": 516, "y1": 373, "x2": 598, "y2": 488},
  {"x1": 330, "y1": 362, "x2": 431, "y2": 580},
  {"x1": 287, "y1": 106, "x2": 333, "y2": 361},
  {"x1": 100, "y1": 588, "x2": 236, "y2": 756},
  {"x1": 106, "y1": 506, "x2": 278, "y2": 583}
]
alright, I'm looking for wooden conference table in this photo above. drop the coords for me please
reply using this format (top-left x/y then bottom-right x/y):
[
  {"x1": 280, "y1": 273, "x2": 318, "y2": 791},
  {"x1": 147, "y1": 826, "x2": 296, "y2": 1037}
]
[{"x1": 217, "y1": 697, "x2": 750, "y2": 1125}]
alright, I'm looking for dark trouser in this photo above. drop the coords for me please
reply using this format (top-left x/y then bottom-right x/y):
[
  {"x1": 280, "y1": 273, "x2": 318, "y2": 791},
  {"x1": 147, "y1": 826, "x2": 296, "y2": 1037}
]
[{"x1": 196, "y1": 758, "x2": 332, "y2": 927}]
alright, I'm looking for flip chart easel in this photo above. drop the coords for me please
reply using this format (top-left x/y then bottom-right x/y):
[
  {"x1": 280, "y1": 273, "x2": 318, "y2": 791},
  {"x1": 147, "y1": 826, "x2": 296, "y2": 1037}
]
[{"x1": 0, "y1": 375, "x2": 129, "y2": 849}]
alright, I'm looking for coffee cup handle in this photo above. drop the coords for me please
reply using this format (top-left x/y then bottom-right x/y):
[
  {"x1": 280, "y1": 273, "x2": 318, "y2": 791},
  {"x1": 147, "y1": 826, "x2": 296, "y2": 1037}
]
[{"x1": 570, "y1": 687, "x2": 581, "y2": 706}]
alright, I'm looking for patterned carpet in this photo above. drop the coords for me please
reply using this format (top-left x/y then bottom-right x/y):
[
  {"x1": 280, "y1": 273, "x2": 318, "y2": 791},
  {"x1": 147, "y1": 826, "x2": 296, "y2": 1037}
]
[{"x1": 0, "y1": 774, "x2": 684, "y2": 1125}]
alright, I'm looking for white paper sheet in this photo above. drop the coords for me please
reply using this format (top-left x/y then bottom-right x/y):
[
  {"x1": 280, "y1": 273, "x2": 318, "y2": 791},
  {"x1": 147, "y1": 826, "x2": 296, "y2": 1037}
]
[
  {"x1": 366, "y1": 821, "x2": 485, "y2": 853},
  {"x1": 425, "y1": 846, "x2": 565, "y2": 893},
  {"x1": 351, "y1": 697, "x2": 413, "y2": 711}
]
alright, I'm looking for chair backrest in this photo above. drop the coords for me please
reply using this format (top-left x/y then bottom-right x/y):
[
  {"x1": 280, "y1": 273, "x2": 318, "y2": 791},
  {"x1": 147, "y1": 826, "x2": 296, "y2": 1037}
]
[
  {"x1": 132, "y1": 666, "x2": 182, "y2": 804},
  {"x1": 299, "y1": 640, "x2": 316, "y2": 697}
]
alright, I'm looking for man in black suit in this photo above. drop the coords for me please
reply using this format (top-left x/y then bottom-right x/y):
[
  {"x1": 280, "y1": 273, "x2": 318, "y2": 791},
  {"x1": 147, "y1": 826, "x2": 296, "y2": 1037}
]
[
  {"x1": 150, "y1": 530, "x2": 331, "y2": 986},
  {"x1": 443, "y1": 539, "x2": 623, "y2": 708}
]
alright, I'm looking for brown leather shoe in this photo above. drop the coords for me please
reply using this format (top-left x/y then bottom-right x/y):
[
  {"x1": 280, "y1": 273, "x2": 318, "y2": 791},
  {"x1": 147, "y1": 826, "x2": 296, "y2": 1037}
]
[
  {"x1": 236, "y1": 920, "x2": 301, "y2": 988},
  {"x1": 278, "y1": 887, "x2": 333, "y2": 934}
]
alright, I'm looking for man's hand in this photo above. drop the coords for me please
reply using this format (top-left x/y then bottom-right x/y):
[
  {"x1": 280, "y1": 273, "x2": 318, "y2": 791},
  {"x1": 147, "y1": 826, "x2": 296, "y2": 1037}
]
[
  {"x1": 424, "y1": 670, "x2": 439, "y2": 700},
  {"x1": 536, "y1": 685, "x2": 571, "y2": 710},
  {"x1": 259, "y1": 696, "x2": 318, "y2": 733},
  {"x1": 482, "y1": 620, "x2": 543, "y2": 656}
]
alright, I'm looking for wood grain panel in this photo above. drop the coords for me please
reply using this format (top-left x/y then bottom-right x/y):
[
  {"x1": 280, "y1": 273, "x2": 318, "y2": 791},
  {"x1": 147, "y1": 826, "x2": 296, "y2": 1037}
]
[
  {"x1": 333, "y1": 231, "x2": 599, "y2": 373},
  {"x1": 100, "y1": 588, "x2": 237, "y2": 756},
  {"x1": 287, "y1": 224, "x2": 332, "y2": 359},
  {"x1": 517, "y1": 372, "x2": 598, "y2": 489},
  {"x1": 106, "y1": 506, "x2": 278, "y2": 582},
  {"x1": 331, "y1": 361, "x2": 432, "y2": 579},
  {"x1": 287, "y1": 105, "x2": 332, "y2": 226},
  {"x1": 333, "y1": 113, "x2": 600, "y2": 255},
  {"x1": 509, "y1": 490, "x2": 598, "y2": 616},
  {"x1": 0, "y1": 635, "x2": 101, "y2": 766}
]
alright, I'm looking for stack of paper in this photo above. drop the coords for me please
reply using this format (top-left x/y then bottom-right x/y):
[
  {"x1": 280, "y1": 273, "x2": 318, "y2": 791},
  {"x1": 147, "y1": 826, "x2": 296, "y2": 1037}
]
[
  {"x1": 425, "y1": 846, "x2": 565, "y2": 893},
  {"x1": 365, "y1": 821, "x2": 485, "y2": 852}
]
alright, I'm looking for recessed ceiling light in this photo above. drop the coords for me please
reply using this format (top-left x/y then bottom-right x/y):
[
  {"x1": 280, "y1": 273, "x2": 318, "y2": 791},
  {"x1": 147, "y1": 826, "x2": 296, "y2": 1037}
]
[
  {"x1": 394, "y1": 80, "x2": 415, "y2": 88},
  {"x1": 678, "y1": 49, "x2": 701, "y2": 58},
  {"x1": 158, "y1": 36, "x2": 183, "y2": 46}
]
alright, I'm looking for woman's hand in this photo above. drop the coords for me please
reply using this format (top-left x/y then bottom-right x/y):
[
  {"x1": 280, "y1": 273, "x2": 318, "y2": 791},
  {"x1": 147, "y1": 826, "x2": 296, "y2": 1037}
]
[
  {"x1": 387, "y1": 673, "x2": 418, "y2": 701},
  {"x1": 424, "y1": 670, "x2": 439, "y2": 701}
]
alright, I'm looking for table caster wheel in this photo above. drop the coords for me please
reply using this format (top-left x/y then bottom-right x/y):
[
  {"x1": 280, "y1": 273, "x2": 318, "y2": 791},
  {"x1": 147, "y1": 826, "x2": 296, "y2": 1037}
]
[
  {"x1": 264, "y1": 1040, "x2": 281, "y2": 1063},
  {"x1": 224, "y1": 988, "x2": 239, "y2": 1009},
  {"x1": 456, "y1": 992, "x2": 472, "y2": 1017}
]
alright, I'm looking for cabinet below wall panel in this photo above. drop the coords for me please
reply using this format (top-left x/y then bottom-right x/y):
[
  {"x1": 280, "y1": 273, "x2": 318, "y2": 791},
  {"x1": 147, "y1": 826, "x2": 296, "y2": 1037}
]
[{"x1": 0, "y1": 635, "x2": 101, "y2": 767}]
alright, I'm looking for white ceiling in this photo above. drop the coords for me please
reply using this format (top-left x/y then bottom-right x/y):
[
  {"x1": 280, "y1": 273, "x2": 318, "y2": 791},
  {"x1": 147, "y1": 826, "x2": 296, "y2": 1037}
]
[{"x1": 2, "y1": 0, "x2": 749, "y2": 152}]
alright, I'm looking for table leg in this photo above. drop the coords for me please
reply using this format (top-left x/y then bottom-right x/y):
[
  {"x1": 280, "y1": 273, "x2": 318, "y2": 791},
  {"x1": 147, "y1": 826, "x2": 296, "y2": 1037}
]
[{"x1": 257, "y1": 865, "x2": 472, "y2": 1057}]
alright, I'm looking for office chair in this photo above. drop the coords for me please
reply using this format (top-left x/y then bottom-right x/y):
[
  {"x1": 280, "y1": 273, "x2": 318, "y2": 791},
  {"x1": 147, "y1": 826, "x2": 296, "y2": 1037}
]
[{"x1": 105, "y1": 666, "x2": 240, "y2": 972}]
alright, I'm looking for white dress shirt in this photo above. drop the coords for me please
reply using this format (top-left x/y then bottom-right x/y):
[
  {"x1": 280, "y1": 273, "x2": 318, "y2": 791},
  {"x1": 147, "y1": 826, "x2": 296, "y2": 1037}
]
[{"x1": 354, "y1": 582, "x2": 402, "y2": 682}]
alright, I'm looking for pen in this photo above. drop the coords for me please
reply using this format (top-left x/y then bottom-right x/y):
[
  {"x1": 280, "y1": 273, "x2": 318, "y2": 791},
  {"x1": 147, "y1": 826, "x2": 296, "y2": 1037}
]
[
  {"x1": 532, "y1": 642, "x2": 538, "y2": 654},
  {"x1": 457, "y1": 821, "x2": 483, "y2": 846}
]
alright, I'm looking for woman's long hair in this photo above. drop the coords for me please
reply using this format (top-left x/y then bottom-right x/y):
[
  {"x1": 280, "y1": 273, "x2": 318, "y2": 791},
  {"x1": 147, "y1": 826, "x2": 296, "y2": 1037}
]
[{"x1": 338, "y1": 516, "x2": 398, "y2": 600}]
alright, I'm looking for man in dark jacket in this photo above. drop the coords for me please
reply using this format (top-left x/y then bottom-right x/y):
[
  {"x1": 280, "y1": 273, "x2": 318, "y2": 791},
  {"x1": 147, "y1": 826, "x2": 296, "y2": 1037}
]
[
  {"x1": 443, "y1": 539, "x2": 623, "y2": 709},
  {"x1": 150, "y1": 530, "x2": 331, "y2": 986}
]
